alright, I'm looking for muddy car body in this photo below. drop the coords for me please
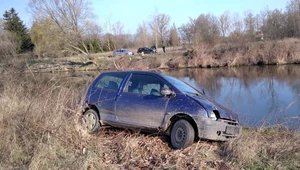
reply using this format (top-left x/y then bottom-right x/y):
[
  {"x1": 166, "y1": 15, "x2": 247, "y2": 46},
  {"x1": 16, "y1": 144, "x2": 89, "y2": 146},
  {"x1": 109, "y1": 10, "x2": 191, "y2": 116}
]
[{"x1": 82, "y1": 71, "x2": 241, "y2": 149}]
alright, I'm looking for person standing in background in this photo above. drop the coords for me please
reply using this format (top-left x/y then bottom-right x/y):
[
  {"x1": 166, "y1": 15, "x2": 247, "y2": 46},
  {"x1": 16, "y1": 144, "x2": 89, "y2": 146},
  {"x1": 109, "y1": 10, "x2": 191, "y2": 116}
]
[{"x1": 162, "y1": 41, "x2": 166, "y2": 53}]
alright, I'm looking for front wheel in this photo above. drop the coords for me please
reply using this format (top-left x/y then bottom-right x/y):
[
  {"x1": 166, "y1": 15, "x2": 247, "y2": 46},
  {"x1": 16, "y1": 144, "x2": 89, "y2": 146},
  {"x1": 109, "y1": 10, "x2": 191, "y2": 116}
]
[
  {"x1": 170, "y1": 119, "x2": 195, "y2": 149},
  {"x1": 82, "y1": 109, "x2": 100, "y2": 133}
]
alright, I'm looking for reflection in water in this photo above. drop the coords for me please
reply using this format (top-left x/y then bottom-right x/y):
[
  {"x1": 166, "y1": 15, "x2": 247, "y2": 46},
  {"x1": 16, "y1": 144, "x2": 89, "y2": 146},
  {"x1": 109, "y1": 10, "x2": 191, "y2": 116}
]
[{"x1": 163, "y1": 65, "x2": 300, "y2": 129}]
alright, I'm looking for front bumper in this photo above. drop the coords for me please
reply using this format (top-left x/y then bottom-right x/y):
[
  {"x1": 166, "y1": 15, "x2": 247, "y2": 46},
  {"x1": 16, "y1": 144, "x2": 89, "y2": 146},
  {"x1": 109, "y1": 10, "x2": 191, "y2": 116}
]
[{"x1": 196, "y1": 117, "x2": 242, "y2": 141}]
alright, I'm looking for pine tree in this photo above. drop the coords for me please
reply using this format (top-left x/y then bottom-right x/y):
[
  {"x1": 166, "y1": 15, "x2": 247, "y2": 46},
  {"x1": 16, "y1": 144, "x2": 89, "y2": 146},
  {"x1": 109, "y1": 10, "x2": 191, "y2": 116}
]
[{"x1": 3, "y1": 8, "x2": 33, "y2": 53}]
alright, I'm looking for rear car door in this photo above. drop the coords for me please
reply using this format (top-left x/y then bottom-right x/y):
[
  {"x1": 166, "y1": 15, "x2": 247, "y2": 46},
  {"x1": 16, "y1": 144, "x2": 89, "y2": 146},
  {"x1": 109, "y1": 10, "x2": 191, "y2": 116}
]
[
  {"x1": 116, "y1": 73, "x2": 170, "y2": 128},
  {"x1": 87, "y1": 72, "x2": 128, "y2": 123}
]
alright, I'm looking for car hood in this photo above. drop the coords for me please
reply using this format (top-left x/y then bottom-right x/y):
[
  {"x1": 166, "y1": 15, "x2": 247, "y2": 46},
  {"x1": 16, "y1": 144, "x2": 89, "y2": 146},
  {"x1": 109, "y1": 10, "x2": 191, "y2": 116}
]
[{"x1": 187, "y1": 94, "x2": 239, "y2": 121}]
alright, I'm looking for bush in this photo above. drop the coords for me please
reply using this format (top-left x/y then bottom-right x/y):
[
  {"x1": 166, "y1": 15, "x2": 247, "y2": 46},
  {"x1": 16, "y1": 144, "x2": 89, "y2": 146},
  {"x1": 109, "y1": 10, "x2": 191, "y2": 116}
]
[
  {"x1": 222, "y1": 128, "x2": 300, "y2": 169},
  {"x1": 0, "y1": 31, "x2": 17, "y2": 63}
]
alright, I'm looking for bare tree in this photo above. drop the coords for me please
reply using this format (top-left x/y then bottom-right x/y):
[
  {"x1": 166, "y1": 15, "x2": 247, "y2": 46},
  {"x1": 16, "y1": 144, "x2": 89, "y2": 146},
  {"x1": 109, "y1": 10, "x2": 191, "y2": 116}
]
[
  {"x1": 195, "y1": 14, "x2": 220, "y2": 45},
  {"x1": 149, "y1": 13, "x2": 171, "y2": 47},
  {"x1": 260, "y1": 9, "x2": 286, "y2": 40},
  {"x1": 112, "y1": 21, "x2": 126, "y2": 49},
  {"x1": 102, "y1": 18, "x2": 114, "y2": 51},
  {"x1": 254, "y1": 14, "x2": 262, "y2": 33},
  {"x1": 244, "y1": 11, "x2": 256, "y2": 40},
  {"x1": 83, "y1": 22, "x2": 103, "y2": 53},
  {"x1": 169, "y1": 23, "x2": 180, "y2": 46},
  {"x1": 84, "y1": 22, "x2": 102, "y2": 38},
  {"x1": 285, "y1": 0, "x2": 300, "y2": 37},
  {"x1": 233, "y1": 13, "x2": 244, "y2": 34},
  {"x1": 28, "y1": 0, "x2": 95, "y2": 55},
  {"x1": 112, "y1": 21, "x2": 124, "y2": 36},
  {"x1": 188, "y1": 18, "x2": 198, "y2": 45},
  {"x1": 136, "y1": 21, "x2": 150, "y2": 47},
  {"x1": 219, "y1": 11, "x2": 231, "y2": 37},
  {"x1": 178, "y1": 22, "x2": 193, "y2": 45},
  {"x1": 229, "y1": 13, "x2": 244, "y2": 42}
]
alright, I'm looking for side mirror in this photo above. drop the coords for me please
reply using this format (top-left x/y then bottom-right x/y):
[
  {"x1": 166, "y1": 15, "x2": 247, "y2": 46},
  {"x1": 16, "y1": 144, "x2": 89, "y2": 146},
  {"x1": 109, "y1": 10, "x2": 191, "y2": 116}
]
[{"x1": 161, "y1": 88, "x2": 175, "y2": 98}]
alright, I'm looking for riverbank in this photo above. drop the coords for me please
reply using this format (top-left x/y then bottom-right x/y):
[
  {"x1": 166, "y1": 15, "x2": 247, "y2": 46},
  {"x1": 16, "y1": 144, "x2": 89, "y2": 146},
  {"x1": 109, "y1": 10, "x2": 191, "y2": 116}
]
[
  {"x1": 1, "y1": 38, "x2": 300, "y2": 73},
  {"x1": 0, "y1": 72, "x2": 299, "y2": 169}
]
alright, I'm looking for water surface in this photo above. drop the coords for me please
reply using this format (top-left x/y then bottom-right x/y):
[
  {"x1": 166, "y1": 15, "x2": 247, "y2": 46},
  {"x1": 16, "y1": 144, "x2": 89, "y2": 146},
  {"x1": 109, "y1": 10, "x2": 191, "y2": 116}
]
[{"x1": 163, "y1": 65, "x2": 300, "y2": 129}]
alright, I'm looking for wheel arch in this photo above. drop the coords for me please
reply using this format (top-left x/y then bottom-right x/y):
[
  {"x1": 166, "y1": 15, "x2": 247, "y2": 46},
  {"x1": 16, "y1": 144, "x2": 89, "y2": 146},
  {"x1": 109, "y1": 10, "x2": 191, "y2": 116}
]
[
  {"x1": 83, "y1": 104, "x2": 100, "y2": 119},
  {"x1": 167, "y1": 113, "x2": 199, "y2": 139}
]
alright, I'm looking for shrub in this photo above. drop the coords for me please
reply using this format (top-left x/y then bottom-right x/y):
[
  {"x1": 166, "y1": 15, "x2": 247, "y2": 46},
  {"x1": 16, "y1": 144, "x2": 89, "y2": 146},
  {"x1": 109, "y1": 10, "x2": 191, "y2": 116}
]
[{"x1": 0, "y1": 31, "x2": 17, "y2": 63}]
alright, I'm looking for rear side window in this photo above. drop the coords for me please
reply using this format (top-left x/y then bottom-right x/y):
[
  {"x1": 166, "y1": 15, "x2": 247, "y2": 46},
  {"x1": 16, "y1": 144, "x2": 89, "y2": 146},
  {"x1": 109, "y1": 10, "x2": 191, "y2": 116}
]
[
  {"x1": 94, "y1": 72, "x2": 127, "y2": 91},
  {"x1": 124, "y1": 74, "x2": 169, "y2": 96}
]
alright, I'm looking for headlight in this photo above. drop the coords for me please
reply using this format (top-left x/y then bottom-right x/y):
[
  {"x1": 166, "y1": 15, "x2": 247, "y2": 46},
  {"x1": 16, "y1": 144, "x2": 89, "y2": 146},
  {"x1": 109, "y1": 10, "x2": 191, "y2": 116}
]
[{"x1": 209, "y1": 111, "x2": 217, "y2": 121}]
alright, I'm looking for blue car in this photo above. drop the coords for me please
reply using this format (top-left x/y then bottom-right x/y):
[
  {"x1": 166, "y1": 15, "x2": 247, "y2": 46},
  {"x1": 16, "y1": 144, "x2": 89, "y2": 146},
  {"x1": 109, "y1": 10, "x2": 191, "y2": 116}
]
[
  {"x1": 82, "y1": 71, "x2": 241, "y2": 149},
  {"x1": 112, "y1": 49, "x2": 133, "y2": 56}
]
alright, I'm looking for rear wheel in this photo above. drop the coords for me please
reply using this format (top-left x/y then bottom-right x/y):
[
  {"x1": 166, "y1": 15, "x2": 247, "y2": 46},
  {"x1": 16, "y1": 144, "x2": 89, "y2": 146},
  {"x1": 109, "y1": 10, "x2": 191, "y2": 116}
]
[
  {"x1": 82, "y1": 109, "x2": 100, "y2": 133},
  {"x1": 170, "y1": 119, "x2": 195, "y2": 149}
]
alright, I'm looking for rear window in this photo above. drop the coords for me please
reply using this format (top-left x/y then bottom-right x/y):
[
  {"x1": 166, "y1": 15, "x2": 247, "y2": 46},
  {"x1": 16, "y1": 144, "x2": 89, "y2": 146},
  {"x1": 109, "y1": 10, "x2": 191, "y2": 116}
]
[{"x1": 94, "y1": 72, "x2": 128, "y2": 91}]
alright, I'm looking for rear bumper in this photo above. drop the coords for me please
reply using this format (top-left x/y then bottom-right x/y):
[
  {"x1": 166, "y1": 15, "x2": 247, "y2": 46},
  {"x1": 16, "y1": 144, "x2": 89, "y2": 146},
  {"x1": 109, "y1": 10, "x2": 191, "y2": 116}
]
[{"x1": 196, "y1": 117, "x2": 242, "y2": 141}]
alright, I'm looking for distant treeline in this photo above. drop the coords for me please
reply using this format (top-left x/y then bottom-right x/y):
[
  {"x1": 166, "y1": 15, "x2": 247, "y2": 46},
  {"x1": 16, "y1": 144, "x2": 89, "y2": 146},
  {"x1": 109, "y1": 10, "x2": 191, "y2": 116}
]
[{"x1": 0, "y1": 0, "x2": 300, "y2": 59}]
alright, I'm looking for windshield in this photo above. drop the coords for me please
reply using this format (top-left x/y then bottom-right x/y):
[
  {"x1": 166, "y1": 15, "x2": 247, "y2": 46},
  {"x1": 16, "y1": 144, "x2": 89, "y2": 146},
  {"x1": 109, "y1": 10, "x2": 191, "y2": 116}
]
[{"x1": 163, "y1": 75, "x2": 200, "y2": 95}]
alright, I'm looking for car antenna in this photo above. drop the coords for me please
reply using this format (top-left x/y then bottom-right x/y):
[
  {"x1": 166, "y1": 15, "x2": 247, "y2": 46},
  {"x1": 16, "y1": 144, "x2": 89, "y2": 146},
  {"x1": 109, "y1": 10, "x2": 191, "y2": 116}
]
[{"x1": 202, "y1": 89, "x2": 206, "y2": 95}]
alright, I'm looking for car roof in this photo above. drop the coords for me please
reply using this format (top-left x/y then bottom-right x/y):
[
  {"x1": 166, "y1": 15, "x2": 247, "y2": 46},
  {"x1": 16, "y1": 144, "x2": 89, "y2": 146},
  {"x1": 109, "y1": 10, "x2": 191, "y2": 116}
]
[
  {"x1": 115, "y1": 48, "x2": 131, "y2": 51},
  {"x1": 101, "y1": 70, "x2": 163, "y2": 77}
]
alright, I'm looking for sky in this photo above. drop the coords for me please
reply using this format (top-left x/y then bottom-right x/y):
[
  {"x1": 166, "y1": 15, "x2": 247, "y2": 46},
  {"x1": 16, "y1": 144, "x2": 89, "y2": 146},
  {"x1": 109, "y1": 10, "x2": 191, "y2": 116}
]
[{"x1": 0, "y1": 0, "x2": 289, "y2": 33}]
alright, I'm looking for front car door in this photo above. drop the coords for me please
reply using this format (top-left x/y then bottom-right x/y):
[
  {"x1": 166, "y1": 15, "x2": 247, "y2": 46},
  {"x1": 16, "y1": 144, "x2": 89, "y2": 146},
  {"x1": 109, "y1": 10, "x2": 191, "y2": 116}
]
[{"x1": 116, "y1": 73, "x2": 171, "y2": 129}]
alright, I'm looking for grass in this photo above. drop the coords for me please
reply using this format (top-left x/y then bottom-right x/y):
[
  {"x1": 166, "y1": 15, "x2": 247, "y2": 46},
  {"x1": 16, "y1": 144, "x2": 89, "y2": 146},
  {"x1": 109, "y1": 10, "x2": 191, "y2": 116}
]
[
  {"x1": 0, "y1": 71, "x2": 299, "y2": 169},
  {"x1": 222, "y1": 127, "x2": 300, "y2": 169}
]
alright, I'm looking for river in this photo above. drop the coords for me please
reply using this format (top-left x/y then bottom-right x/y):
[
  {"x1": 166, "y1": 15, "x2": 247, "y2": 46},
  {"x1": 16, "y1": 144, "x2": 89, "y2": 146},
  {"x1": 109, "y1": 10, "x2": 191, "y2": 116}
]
[{"x1": 162, "y1": 65, "x2": 300, "y2": 129}]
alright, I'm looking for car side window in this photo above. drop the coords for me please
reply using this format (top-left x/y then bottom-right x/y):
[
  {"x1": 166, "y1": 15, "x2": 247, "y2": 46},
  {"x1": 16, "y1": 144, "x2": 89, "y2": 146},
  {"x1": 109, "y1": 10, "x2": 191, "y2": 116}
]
[
  {"x1": 95, "y1": 73, "x2": 127, "y2": 91},
  {"x1": 124, "y1": 74, "x2": 169, "y2": 96}
]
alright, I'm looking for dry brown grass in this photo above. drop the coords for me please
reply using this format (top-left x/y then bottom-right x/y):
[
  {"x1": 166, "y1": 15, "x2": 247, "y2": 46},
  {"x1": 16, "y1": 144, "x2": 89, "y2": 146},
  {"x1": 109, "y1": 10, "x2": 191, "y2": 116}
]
[
  {"x1": 162, "y1": 38, "x2": 300, "y2": 69},
  {"x1": 0, "y1": 71, "x2": 299, "y2": 169},
  {"x1": 222, "y1": 128, "x2": 300, "y2": 169}
]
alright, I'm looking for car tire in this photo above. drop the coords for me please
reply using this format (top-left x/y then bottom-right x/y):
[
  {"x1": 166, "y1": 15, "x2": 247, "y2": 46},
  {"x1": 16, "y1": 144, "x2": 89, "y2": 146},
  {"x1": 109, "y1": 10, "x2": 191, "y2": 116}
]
[
  {"x1": 170, "y1": 119, "x2": 195, "y2": 149},
  {"x1": 82, "y1": 109, "x2": 100, "y2": 133}
]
